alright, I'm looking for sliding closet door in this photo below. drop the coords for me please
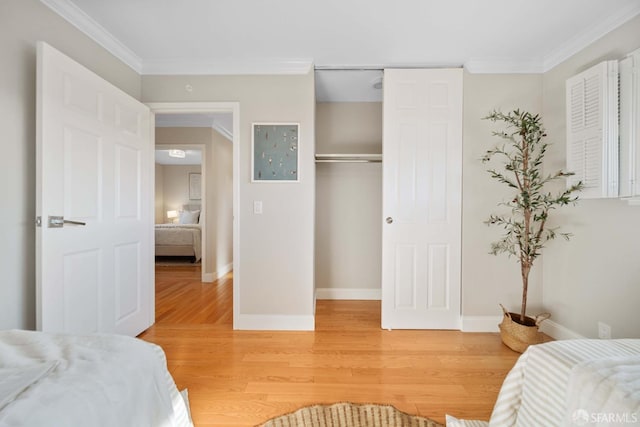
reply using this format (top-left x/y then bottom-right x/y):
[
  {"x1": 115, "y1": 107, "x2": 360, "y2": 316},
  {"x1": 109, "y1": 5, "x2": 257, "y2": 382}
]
[{"x1": 381, "y1": 68, "x2": 462, "y2": 330}]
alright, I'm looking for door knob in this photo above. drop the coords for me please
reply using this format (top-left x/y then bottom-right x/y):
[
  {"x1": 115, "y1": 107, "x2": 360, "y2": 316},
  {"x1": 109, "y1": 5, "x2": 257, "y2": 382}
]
[{"x1": 386, "y1": 217, "x2": 393, "y2": 224}]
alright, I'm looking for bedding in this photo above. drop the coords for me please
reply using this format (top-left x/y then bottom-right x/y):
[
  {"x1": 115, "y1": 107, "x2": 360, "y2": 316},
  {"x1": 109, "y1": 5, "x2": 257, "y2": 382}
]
[
  {"x1": 155, "y1": 224, "x2": 202, "y2": 262},
  {"x1": 488, "y1": 339, "x2": 640, "y2": 427},
  {"x1": 178, "y1": 210, "x2": 200, "y2": 225},
  {"x1": 0, "y1": 330, "x2": 192, "y2": 427}
]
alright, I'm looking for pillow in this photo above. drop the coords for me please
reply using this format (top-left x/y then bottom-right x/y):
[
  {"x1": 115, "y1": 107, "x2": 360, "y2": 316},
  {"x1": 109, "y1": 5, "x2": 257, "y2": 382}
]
[
  {"x1": 445, "y1": 415, "x2": 489, "y2": 427},
  {"x1": 178, "y1": 210, "x2": 200, "y2": 224}
]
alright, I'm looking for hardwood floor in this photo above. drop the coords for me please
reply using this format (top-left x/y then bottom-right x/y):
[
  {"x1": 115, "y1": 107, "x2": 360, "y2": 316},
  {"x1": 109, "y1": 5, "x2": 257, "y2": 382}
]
[{"x1": 140, "y1": 266, "x2": 520, "y2": 427}]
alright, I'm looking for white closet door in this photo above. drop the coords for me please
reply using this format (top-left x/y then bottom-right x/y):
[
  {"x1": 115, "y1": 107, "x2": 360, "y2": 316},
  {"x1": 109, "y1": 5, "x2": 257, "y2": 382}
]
[
  {"x1": 36, "y1": 42, "x2": 154, "y2": 336},
  {"x1": 381, "y1": 68, "x2": 462, "y2": 330}
]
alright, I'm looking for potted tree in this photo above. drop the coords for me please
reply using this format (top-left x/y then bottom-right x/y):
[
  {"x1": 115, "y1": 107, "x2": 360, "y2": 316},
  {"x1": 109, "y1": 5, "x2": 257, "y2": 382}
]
[{"x1": 482, "y1": 109, "x2": 583, "y2": 353}]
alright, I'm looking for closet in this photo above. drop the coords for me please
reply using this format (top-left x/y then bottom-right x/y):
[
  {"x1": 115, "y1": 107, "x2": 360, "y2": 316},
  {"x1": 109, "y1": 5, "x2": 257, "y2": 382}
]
[
  {"x1": 314, "y1": 98, "x2": 383, "y2": 300},
  {"x1": 314, "y1": 68, "x2": 463, "y2": 330}
]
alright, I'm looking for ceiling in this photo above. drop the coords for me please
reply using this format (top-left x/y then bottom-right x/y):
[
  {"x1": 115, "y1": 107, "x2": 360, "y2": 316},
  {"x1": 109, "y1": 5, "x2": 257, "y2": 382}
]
[
  {"x1": 156, "y1": 113, "x2": 233, "y2": 140},
  {"x1": 41, "y1": 0, "x2": 640, "y2": 75},
  {"x1": 315, "y1": 69, "x2": 383, "y2": 102},
  {"x1": 155, "y1": 148, "x2": 202, "y2": 166}
]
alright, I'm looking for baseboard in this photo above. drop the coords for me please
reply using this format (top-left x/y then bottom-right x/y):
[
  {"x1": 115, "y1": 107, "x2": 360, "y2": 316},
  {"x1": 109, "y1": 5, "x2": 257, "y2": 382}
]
[
  {"x1": 235, "y1": 314, "x2": 315, "y2": 331},
  {"x1": 461, "y1": 315, "x2": 586, "y2": 339},
  {"x1": 461, "y1": 316, "x2": 502, "y2": 332},
  {"x1": 539, "y1": 319, "x2": 586, "y2": 340},
  {"x1": 203, "y1": 262, "x2": 233, "y2": 283},
  {"x1": 315, "y1": 288, "x2": 381, "y2": 300},
  {"x1": 214, "y1": 262, "x2": 233, "y2": 280}
]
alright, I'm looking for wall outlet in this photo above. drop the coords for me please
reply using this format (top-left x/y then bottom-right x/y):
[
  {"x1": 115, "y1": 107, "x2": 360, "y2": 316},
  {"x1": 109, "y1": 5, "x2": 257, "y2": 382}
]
[{"x1": 598, "y1": 321, "x2": 611, "y2": 339}]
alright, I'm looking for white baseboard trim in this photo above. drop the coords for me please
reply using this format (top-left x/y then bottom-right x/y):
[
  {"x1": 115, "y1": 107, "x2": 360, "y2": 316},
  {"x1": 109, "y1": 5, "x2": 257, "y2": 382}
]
[
  {"x1": 202, "y1": 262, "x2": 233, "y2": 283},
  {"x1": 461, "y1": 316, "x2": 502, "y2": 332},
  {"x1": 461, "y1": 315, "x2": 586, "y2": 340},
  {"x1": 235, "y1": 314, "x2": 315, "y2": 331},
  {"x1": 315, "y1": 288, "x2": 381, "y2": 300},
  {"x1": 214, "y1": 262, "x2": 233, "y2": 280},
  {"x1": 539, "y1": 319, "x2": 586, "y2": 340}
]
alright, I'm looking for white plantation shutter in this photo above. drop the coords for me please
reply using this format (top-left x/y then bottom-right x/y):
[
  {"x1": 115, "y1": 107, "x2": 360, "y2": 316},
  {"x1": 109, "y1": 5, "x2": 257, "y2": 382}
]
[
  {"x1": 566, "y1": 61, "x2": 619, "y2": 198},
  {"x1": 619, "y1": 48, "x2": 640, "y2": 198}
]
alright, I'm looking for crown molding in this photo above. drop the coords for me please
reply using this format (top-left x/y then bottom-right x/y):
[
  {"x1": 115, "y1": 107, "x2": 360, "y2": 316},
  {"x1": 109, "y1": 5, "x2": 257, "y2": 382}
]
[
  {"x1": 41, "y1": 0, "x2": 640, "y2": 76},
  {"x1": 211, "y1": 123, "x2": 233, "y2": 141},
  {"x1": 155, "y1": 113, "x2": 234, "y2": 141},
  {"x1": 542, "y1": 2, "x2": 640, "y2": 72},
  {"x1": 40, "y1": 0, "x2": 142, "y2": 73}
]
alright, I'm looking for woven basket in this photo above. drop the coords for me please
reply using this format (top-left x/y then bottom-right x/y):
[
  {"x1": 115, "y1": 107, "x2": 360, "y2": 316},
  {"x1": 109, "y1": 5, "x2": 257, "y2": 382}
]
[{"x1": 498, "y1": 304, "x2": 550, "y2": 353}]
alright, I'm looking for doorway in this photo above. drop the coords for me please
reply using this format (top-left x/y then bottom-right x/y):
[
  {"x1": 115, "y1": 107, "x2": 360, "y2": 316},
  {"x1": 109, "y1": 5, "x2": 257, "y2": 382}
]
[
  {"x1": 147, "y1": 102, "x2": 240, "y2": 329},
  {"x1": 154, "y1": 144, "x2": 204, "y2": 272}
]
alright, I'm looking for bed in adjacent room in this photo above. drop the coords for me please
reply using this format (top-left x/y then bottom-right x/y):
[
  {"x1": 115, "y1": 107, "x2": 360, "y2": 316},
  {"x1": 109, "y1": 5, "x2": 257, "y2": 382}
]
[
  {"x1": 0, "y1": 330, "x2": 192, "y2": 427},
  {"x1": 155, "y1": 206, "x2": 202, "y2": 262}
]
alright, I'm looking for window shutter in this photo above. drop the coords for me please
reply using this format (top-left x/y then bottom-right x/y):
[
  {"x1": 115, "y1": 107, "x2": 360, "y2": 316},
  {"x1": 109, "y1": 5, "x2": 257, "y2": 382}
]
[
  {"x1": 619, "y1": 48, "x2": 640, "y2": 199},
  {"x1": 565, "y1": 61, "x2": 619, "y2": 198}
]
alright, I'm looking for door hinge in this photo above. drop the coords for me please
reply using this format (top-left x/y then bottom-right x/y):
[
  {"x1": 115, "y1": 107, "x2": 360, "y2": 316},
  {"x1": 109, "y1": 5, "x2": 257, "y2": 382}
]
[{"x1": 36, "y1": 216, "x2": 42, "y2": 227}]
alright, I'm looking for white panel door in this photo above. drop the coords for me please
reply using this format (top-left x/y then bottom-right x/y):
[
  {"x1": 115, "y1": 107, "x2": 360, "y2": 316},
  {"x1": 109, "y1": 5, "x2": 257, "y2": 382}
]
[
  {"x1": 36, "y1": 42, "x2": 154, "y2": 336},
  {"x1": 382, "y1": 68, "x2": 462, "y2": 330}
]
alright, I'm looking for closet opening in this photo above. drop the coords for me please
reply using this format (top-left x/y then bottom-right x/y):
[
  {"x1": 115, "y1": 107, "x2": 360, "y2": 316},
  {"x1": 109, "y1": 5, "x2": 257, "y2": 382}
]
[{"x1": 314, "y1": 69, "x2": 384, "y2": 311}]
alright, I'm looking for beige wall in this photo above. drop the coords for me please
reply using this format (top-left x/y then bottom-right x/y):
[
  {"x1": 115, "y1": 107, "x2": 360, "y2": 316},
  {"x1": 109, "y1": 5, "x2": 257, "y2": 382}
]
[
  {"x1": 542, "y1": 15, "x2": 640, "y2": 338},
  {"x1": 158, "y1": 164, "x2": 202, "y2": 219},
  {"x1": 461, "y1": 73, "x2": 544, "y2": 321},
  {"x1": 155, "y1": 127, "x2": 233, "y2": 280},
  {"x1": 316, "y1": 103, "x2": 383, "y2": 154},
  {"x1": 315, "y1": 103, "x2": 382, "y2": 294},
  {"x1": 144, "y1": 74, "x2": 316, "y2": 324},
  {"x1": 0, "y1": 0, "x2": 141, "y2": 329},
  {"x1": 4, "y1": 0, "x2": 638, "y2": 335},
  {"x1": 155, "y1": 164, "x2": 165, "y2": 223},
  {"x1": 210, "y1": 130, "x2": 234, "y2": 278}
]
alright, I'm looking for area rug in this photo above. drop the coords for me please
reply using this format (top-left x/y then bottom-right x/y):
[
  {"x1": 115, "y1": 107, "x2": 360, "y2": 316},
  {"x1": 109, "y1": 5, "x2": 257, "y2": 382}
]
[{"x1": 257, "y1": 402, "x2": 443, "y2": 427}]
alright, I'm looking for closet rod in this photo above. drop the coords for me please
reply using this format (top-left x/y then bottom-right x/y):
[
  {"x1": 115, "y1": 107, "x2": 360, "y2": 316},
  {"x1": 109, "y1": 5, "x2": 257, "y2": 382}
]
[
  {"x1": 315, "y1": 153, "x2": 382, "y2": 163},
  {"x1": 315, "y1": 159, "x2": 382, "y2": 163}
]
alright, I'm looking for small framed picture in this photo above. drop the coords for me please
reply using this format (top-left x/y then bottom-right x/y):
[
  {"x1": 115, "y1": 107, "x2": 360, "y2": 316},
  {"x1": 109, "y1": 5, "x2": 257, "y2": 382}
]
[
  {"x1": 252, "y1": 123, "x2": 299, "y2": 182},
  {"x1": 189, "y1": 172, "x2": 201, "y2": 200}
]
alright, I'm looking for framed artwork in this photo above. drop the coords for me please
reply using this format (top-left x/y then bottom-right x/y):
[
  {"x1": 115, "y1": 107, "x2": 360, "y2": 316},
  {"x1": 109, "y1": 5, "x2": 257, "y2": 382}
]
[
  {"x1": 252, "y1": 123, "x2": 299, "y2": 182},
  {"x1": 189, "y1": 172, "x2": 201, "y2": 200}
]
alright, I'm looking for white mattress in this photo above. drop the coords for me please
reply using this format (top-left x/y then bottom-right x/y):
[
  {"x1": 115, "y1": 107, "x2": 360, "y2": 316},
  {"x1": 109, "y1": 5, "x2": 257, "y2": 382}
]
[{"x1": 0, "y1": 330, "x2": 193, "y2": 427}]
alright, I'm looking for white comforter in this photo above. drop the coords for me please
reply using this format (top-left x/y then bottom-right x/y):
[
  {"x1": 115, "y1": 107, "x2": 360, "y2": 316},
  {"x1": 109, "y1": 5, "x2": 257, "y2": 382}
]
[
  {"x1": 489, "y1": 339, "x2": 640, "y2": 427},
  {"x1": 0, "y1": 330, "x2": 192, "y2": 427},
  {"x1": 155, "y1": 224, "x2": 202, "y2": 261}
]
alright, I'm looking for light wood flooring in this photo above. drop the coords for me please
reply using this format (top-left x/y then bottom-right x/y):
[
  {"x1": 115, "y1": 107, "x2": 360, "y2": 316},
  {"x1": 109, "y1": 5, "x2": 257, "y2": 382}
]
[{"x1": 140, "y1": 266, "x2": 520, "y2": 427}]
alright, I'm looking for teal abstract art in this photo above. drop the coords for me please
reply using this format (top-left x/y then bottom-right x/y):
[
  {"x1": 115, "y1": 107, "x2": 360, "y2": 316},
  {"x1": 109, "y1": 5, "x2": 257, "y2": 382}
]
[{"x1": 252, "y1": 123, "x2": 299, "y2": 182}]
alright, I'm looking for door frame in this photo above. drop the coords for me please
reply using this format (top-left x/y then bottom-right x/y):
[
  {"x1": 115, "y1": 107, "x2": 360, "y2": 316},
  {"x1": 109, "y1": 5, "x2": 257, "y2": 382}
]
[{"x1": 146, "y1": 102, "x2": 240, "y2": 329}]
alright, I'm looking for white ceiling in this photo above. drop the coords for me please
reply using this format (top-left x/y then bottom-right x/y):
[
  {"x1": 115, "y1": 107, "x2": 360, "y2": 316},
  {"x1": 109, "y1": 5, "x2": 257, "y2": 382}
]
[
  {"x1": 41, "y1": 0, "x2": 640, "y2": 76},
  {"x1": 315, "y1": 70, "x2": 383, "y2": 102},
  {"x1": 156, "y1": 113, "x2": 233, "y2": 140}
]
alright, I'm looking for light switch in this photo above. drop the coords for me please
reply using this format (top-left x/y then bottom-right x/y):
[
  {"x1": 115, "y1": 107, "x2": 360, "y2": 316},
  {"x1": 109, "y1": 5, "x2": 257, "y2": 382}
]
[{"x1": 253, "y1": 201, "x2": 263, "y2": 214}]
